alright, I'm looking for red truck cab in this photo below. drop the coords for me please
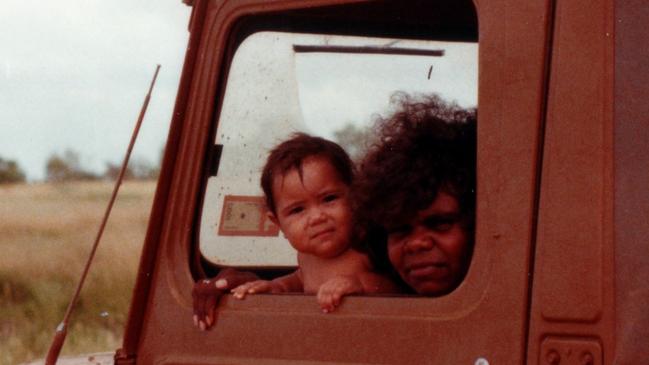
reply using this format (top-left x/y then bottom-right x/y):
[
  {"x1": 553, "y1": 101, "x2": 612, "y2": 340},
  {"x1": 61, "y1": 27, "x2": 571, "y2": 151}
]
[{"x1": 112, "y1": 1, "x2": 649, "y2": 364}]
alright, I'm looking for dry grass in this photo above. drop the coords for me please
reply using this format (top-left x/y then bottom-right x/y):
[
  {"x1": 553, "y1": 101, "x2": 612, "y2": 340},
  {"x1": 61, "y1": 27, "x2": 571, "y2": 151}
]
[{"x1": 0, "y1": 180, "x2": 156, "y2": 365}]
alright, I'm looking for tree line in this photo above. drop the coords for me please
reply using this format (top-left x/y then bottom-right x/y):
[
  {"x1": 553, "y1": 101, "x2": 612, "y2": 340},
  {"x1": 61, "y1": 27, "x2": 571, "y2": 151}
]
[
  {"x1": 0, "y1": 149, "x2": 160, "y2": 184},
  {"x1": 1, "y1": 123, "x2": 371, "y2": 185}
]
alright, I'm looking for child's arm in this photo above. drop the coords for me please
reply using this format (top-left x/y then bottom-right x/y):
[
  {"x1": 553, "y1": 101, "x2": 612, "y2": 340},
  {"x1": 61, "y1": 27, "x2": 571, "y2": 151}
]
[
  {"x1": 232, "y1": 269, "x2": 303, "y2": 299},
  {"x1": 357, "y1": 270, "x2": 401, "y2": 294},
  {"x1": 317, "y1": 271, "x2": 400, "y2": 313}
]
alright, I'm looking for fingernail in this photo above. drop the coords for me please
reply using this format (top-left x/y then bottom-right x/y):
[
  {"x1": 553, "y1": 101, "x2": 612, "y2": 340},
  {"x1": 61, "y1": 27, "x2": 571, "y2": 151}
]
[
  {"x1": 322, "y1": 309, "x2": 329, "y2": 314},
  {"x1": 206, "y1": 316, "x2": 213, "y2": 326},
  {"x1": 199, "y1": 321, "x2": 206, "y2": 331},
  {"x1": 215, "y1": 279, "x2": 228, "y2": 289},
  {"x1": 193, "y1": 315, "x2": 198, "y2": 327}
]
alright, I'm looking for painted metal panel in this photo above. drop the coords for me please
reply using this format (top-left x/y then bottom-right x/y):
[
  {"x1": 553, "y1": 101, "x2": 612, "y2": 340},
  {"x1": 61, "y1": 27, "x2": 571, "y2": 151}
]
[{"x1": 528, "y1": 0, "x2": 616, "y2": 363}]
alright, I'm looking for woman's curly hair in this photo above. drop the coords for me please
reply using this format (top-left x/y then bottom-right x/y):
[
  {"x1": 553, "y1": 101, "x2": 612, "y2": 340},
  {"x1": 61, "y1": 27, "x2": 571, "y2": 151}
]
[{"x1": 351, "y1": 93, "x2": 476, "y2": 271}]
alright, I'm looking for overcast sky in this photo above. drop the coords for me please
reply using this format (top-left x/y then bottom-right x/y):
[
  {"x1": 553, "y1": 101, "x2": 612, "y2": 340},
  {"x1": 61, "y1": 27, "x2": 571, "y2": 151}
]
[
  {"x1": 1, "y1": 2, "x2": 478, "y2": 182},
  {"x1": 0, "y1": 1, "x2": 192, "y2": 181}
]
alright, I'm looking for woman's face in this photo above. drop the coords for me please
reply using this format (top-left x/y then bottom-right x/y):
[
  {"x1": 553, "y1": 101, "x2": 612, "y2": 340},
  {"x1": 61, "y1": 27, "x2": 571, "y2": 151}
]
[{"x1": 386, "y1": 191, "x2": 471, "y2": 295}]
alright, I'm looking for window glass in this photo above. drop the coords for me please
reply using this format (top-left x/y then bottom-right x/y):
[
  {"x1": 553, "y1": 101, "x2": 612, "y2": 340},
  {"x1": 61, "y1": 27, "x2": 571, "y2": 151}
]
[{"x1": 199, "y1": 31, "x2": 477, "y2": 267}]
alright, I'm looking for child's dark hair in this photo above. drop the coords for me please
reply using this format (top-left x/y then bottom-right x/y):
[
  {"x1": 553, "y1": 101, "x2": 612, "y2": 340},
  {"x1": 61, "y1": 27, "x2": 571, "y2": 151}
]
[
  {"x1": 261, "y1": 133, "x2": 354, "y2": 214},
  {"x1": 352, "y1": 93, "x2": 476, "y2": 275}
]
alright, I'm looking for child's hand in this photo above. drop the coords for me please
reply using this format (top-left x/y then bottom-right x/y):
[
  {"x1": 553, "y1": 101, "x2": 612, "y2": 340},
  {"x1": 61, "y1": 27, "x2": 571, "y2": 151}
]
[
  {"x1": 232, "y1": 280, "x2": 278, "y2": 299},
  {"x1": 317, "y1": 276, "x2": 363, "y2": 313}
]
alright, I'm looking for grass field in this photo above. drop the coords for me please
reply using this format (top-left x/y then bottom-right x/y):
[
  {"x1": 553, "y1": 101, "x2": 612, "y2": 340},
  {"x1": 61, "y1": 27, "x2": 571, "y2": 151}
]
[{"x1": 0, "y1": 180, "x2": 156, "y2": 365}]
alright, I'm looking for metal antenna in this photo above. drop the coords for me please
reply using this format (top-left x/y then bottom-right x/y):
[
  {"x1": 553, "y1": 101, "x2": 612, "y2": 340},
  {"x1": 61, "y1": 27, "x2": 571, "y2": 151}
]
[{"x1": 45, "y1": 64, "x2": 161, "y2": 365}]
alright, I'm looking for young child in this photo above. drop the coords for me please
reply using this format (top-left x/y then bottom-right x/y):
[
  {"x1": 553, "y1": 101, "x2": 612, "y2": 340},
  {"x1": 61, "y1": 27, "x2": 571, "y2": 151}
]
[{"x1": 232, "y1": 133, "x2": 398, "y2": 312}]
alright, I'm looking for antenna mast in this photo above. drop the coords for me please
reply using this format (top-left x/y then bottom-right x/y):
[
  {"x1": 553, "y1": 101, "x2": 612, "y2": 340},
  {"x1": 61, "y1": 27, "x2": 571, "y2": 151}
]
[{"x1": 45, "y1": 64, "x2": 161, "y2": 365}]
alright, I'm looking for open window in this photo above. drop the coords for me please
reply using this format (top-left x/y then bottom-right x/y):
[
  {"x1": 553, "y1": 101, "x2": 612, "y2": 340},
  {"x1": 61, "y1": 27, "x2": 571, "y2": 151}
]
[{"x1": 198, "y1": 31, "x2": 477, "y2": 273}]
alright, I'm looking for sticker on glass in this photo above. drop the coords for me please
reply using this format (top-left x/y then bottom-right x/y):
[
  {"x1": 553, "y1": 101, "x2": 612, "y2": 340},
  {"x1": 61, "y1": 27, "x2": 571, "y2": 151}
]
[{"x1": 218, "y1": 195, "x2": 280, "y2": 237}]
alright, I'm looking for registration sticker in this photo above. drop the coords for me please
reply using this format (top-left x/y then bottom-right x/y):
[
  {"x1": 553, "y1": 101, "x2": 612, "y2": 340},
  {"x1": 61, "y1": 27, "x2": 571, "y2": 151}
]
[{"x1": 218, "y1": 195, "x2": 280, "y2": 236}]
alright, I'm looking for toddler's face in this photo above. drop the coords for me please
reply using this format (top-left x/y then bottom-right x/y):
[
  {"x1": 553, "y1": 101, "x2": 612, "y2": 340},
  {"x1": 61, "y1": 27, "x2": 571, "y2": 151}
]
[{"x1": 269, "y1": 156, "x2": 352, "y2": 258}]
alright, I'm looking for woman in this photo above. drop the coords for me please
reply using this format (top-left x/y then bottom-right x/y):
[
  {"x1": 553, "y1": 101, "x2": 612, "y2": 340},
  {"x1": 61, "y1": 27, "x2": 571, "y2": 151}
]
[{"x1": 351, "y1": 92, "x2": 476, "y2": 296}]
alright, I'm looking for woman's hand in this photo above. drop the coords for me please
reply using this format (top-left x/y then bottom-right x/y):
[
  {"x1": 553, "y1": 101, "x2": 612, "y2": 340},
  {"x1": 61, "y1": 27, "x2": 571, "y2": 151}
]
[{"x1": 192, "y1": 268, "x2": 258, "y2": 330}]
